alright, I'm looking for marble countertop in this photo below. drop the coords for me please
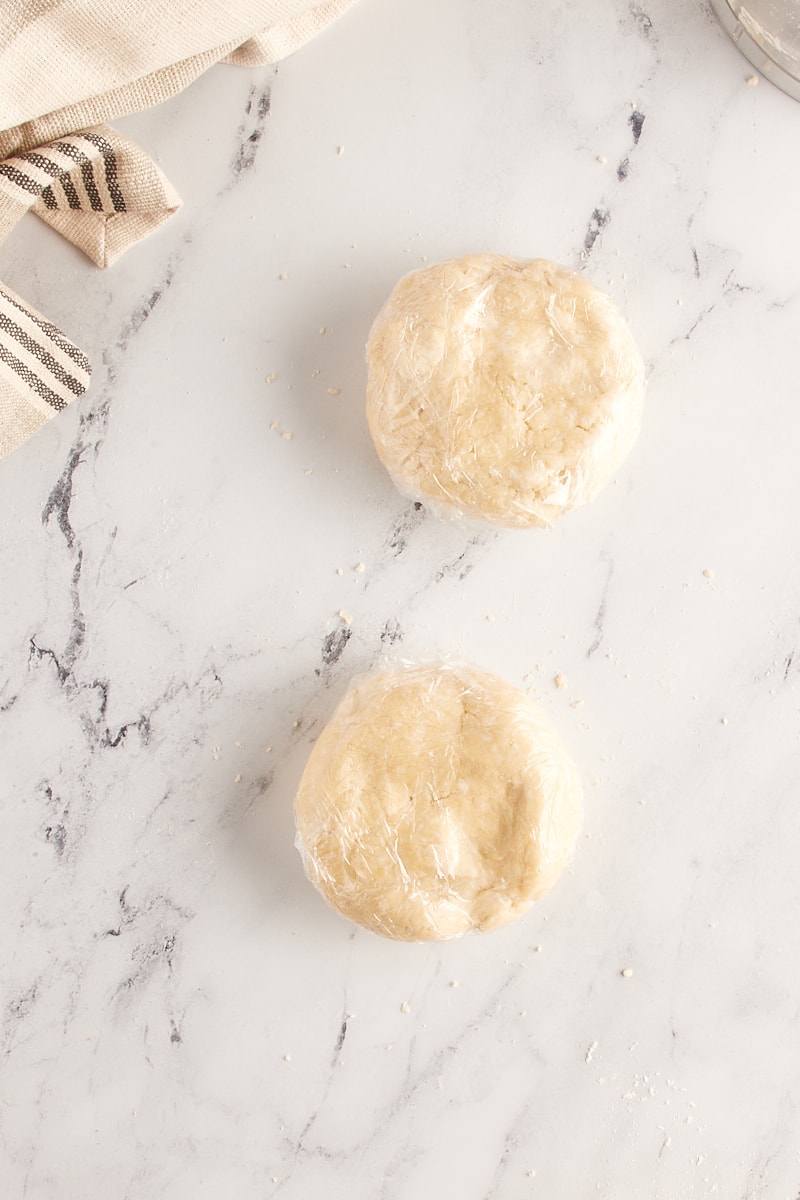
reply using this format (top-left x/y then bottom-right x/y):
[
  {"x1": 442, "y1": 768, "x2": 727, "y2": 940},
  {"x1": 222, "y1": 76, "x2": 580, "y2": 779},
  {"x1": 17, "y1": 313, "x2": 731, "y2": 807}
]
[{"x1": 2, "y1": 1, "x2": 800, "y2": 1196}]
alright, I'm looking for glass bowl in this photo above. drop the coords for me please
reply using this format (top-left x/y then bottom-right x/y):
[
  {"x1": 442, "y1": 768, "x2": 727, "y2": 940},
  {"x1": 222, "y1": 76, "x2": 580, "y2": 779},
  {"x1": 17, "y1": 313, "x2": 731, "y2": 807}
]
[{"x1": 711, "y1": 0, "x2": 800, "y2": 101}]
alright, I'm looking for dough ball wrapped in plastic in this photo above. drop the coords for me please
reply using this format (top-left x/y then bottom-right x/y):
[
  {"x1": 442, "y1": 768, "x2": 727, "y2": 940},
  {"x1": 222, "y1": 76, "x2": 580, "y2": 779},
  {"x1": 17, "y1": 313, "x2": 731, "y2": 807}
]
[
  {"x1": 295, "y1": 663, "x2": 582, "y2": 942},
  {"x1": 366, "y1": 254, "x2": 645, "y2": 528}
]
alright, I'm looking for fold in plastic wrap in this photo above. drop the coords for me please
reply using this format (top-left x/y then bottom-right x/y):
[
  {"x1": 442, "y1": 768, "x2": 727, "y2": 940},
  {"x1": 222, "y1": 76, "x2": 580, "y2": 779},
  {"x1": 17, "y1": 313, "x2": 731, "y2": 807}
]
[
  {"x1": 295, "y1": 663, "x2": 583, "y2": 942},
  {"x1": 366, "y1": 254, "x2": 645, "y2": 529}
]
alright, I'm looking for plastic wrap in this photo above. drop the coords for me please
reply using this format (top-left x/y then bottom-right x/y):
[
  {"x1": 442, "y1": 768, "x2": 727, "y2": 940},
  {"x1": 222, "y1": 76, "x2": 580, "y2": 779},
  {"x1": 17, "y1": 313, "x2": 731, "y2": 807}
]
[
  {"x1": 295, "y1": 662, "x2": 583, "y2": 942},
  {"x1": 366, "y1": 254, "x2": 645, "y2": 529}
]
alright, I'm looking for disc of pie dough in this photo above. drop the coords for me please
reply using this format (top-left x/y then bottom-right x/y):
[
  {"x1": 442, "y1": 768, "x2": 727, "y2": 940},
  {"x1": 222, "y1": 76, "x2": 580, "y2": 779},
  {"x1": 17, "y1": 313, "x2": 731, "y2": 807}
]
[
  {"x1": 295, "y1": 663, "x2": 582, "y2": 942},
  {"x1": 366, "y1": 254, "x2": 645, "y2": 528}
]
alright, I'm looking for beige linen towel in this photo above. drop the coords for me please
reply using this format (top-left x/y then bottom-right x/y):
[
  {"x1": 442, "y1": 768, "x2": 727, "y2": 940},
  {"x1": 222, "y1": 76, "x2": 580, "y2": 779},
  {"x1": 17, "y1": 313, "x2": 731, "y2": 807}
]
[{"x1": 0, "y1": 0, "x2": 357, "y2": 458}]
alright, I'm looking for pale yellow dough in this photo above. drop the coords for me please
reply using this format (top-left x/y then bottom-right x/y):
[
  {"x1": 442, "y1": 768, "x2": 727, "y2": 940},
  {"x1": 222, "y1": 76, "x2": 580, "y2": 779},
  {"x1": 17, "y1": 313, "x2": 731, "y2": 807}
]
[
  {"x1": 295, "y1": 664, "x2": 582, "y2": 942},
  {"x1": 366, "y1": 254, "x2": 645, "y2": 528}
]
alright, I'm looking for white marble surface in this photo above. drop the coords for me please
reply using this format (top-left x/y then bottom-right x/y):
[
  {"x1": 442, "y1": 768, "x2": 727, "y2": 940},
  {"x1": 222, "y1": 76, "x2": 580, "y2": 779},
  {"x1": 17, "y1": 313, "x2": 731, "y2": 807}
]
[{"x1": 2, "y1": 0, "x2": 800, "y2": 1195}]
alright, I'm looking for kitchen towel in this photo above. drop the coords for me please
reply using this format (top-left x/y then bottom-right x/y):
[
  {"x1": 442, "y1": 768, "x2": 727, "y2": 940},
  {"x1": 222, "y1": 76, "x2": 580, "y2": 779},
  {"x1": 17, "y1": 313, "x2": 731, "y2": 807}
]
[{"x1": 0, "y1": 0, "x2": 357, "y2": 458}]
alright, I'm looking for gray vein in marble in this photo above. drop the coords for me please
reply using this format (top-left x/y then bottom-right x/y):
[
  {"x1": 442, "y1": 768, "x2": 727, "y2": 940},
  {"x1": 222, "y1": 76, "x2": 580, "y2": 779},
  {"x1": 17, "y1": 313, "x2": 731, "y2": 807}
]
[
  {"x1": 385, "y1": 501, "x2": 426, "y2": 559},
  {"x1": 380, "y1": 617, "x2": 403, "y2": 646},
  {"x1": 668, "y1": 268, "x2": 753, "y2": 349},
  {"x1": 281, "y1": 962, "x2": 529, "y2": 1184},
  {"x1": 486, "y1": 1105, "x2": 532, "y2": 1200},
  {"x1": 583, "y1": 207, "x2": 611, "y2": 259},
  {"x1": 228, "y1": 79, "x2": 273, "y2": 185},
  {"x1": 629, "y1": 108, "x2": 646, "y2": 144},
  {"x1": 318, "y1": 625, "x2": 352, "y2": 677},
  {"x1": 626, "y1": 3, "x2": 657, "y2": 43},
  {"x1": 433, "y1": 533, "x2": 490, "y2": 584},
  {"x1": 588, "y1": 557, "x2": 615, "y2": 658},
  {"x1": 582, "y1": 101, "x2": 650, "y2": 262}
]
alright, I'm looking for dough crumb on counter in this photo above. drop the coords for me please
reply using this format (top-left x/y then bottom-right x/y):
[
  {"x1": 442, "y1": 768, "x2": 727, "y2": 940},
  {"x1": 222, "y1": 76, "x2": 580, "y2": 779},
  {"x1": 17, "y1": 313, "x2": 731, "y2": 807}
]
[
  {"x1": 596, "y1": 154, "x2": 607, "y2": 164},
  {"x1": 554, "y1": 673, "x2": 567, "y2": 689},
  {"x1": 586, "y1": 1040, "x2": 598, "y2": 1063},
  {"x1": 354, "y1": 562, "x2": 365, "y2": 573},
  {"x1": 338, "y1": 610, "x2": 352, "y2": 624},
  {"x1": 621, "y1": 967, "x2": 634, "y2": 978},
  {"x1": 265, "y1": 372, "x2": 277, "y2": 383},
  {"x1": 746, "y1": 74, "x2": 759, "y2": 85},
  {"x1": 703, "y1": 567, "x2": 714, "y2": 579},
  {"x1": 278, "y1": 273, "x2": 288, "y2": 280},
  {"x1": 327, "y1": 386, "x2": 341, "y2": 395},
  {"x1": 400, "y1": 1002, "x2": 410, "y2": 1013},
  {"x1": 570, "y1": 698, "x2": 584, "y2": 709}
]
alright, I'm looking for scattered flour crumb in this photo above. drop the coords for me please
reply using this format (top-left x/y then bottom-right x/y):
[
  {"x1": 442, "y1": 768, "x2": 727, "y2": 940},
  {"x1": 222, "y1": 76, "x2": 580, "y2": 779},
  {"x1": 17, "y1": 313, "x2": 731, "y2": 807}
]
[
  {"x1": 721, "y1": 716, "x2": 728, "y2": 725},
  {"x1": 621, "y1": 967, "x2": 634, "y2": 978},
  {"x1": 339, "y1": 610, "x2": 352, "y2": 624},
  {"x1": 400, "y1": 1002, "x2": 410, "y2": 1014},
  {"x1": 596, "y1": 154, "x2": 607, "y2": 164},
  {"x1": 554, "y1": 673, "x2": 567, "y2": 690},
  {"x1": 703, "y1": 568, "x2": 714, "y2": 579},
  {"x1": 335, "y1": 567, "x2": 344, "y2": 575},
  {"x1": 304, "y1": 468, "x2": 313, "y2": 475},
  {"x1": 282, "y1": 431, "x2": 293, "y2": 440},
  {"x1": 293, "y1": 720, "x2": 300, "y2": 729},
  {"x1": 337, "y1": 145, "x2": 345, "y2": 154},
  {"x1": 269, "y1": 421, "x2": 279, "y2": 431},
  {"x1": 234, "y1": 774, "x2": 242, "y2": 784},
  {"x1": 265, "y1": 372, "x2": 277, "y2": 383},
  {"x1": 234, "y1": 740, "x2": 245, "y2": 748},
  {"x1": 449, "y1": 980, "x2": 459, "y2": 988},
  {"x1": 570, "y1": 698, "x2": 584, "y2": 710},
  {"x1": 586, "y1": 1040, "x2": 598, "y2": 1063},
  {"x1": 327, "y1": 386, "x2": 341, "y2": 395},
  {"x1": 283, "y1": 1053, "x2": 292, "y2": 1062},
  {"x1": 278, "y1": 273, "x2": 288, "y2": 281},
  {"x1": 354, "y1": 562, "x2": 365, "y2": 573},
  {"x1": 533, "y1": 944, "x2": 542, "y2": 953},
  {"x1": 319, "y1": 326, "x2": 326, "y2": 334},
  {"x1": 746, "y1": 74, "x2": 759, "y2": 85}
]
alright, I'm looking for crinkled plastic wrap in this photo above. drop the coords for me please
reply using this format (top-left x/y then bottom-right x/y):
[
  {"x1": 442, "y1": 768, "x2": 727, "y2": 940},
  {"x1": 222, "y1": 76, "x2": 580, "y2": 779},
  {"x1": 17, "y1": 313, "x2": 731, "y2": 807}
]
[
  {"x1": 366, "y1": 254, "x2": 645, "y2": 529},
  {"x1": 294, "y1": 662, "x2": 583, "y2": 942}
]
